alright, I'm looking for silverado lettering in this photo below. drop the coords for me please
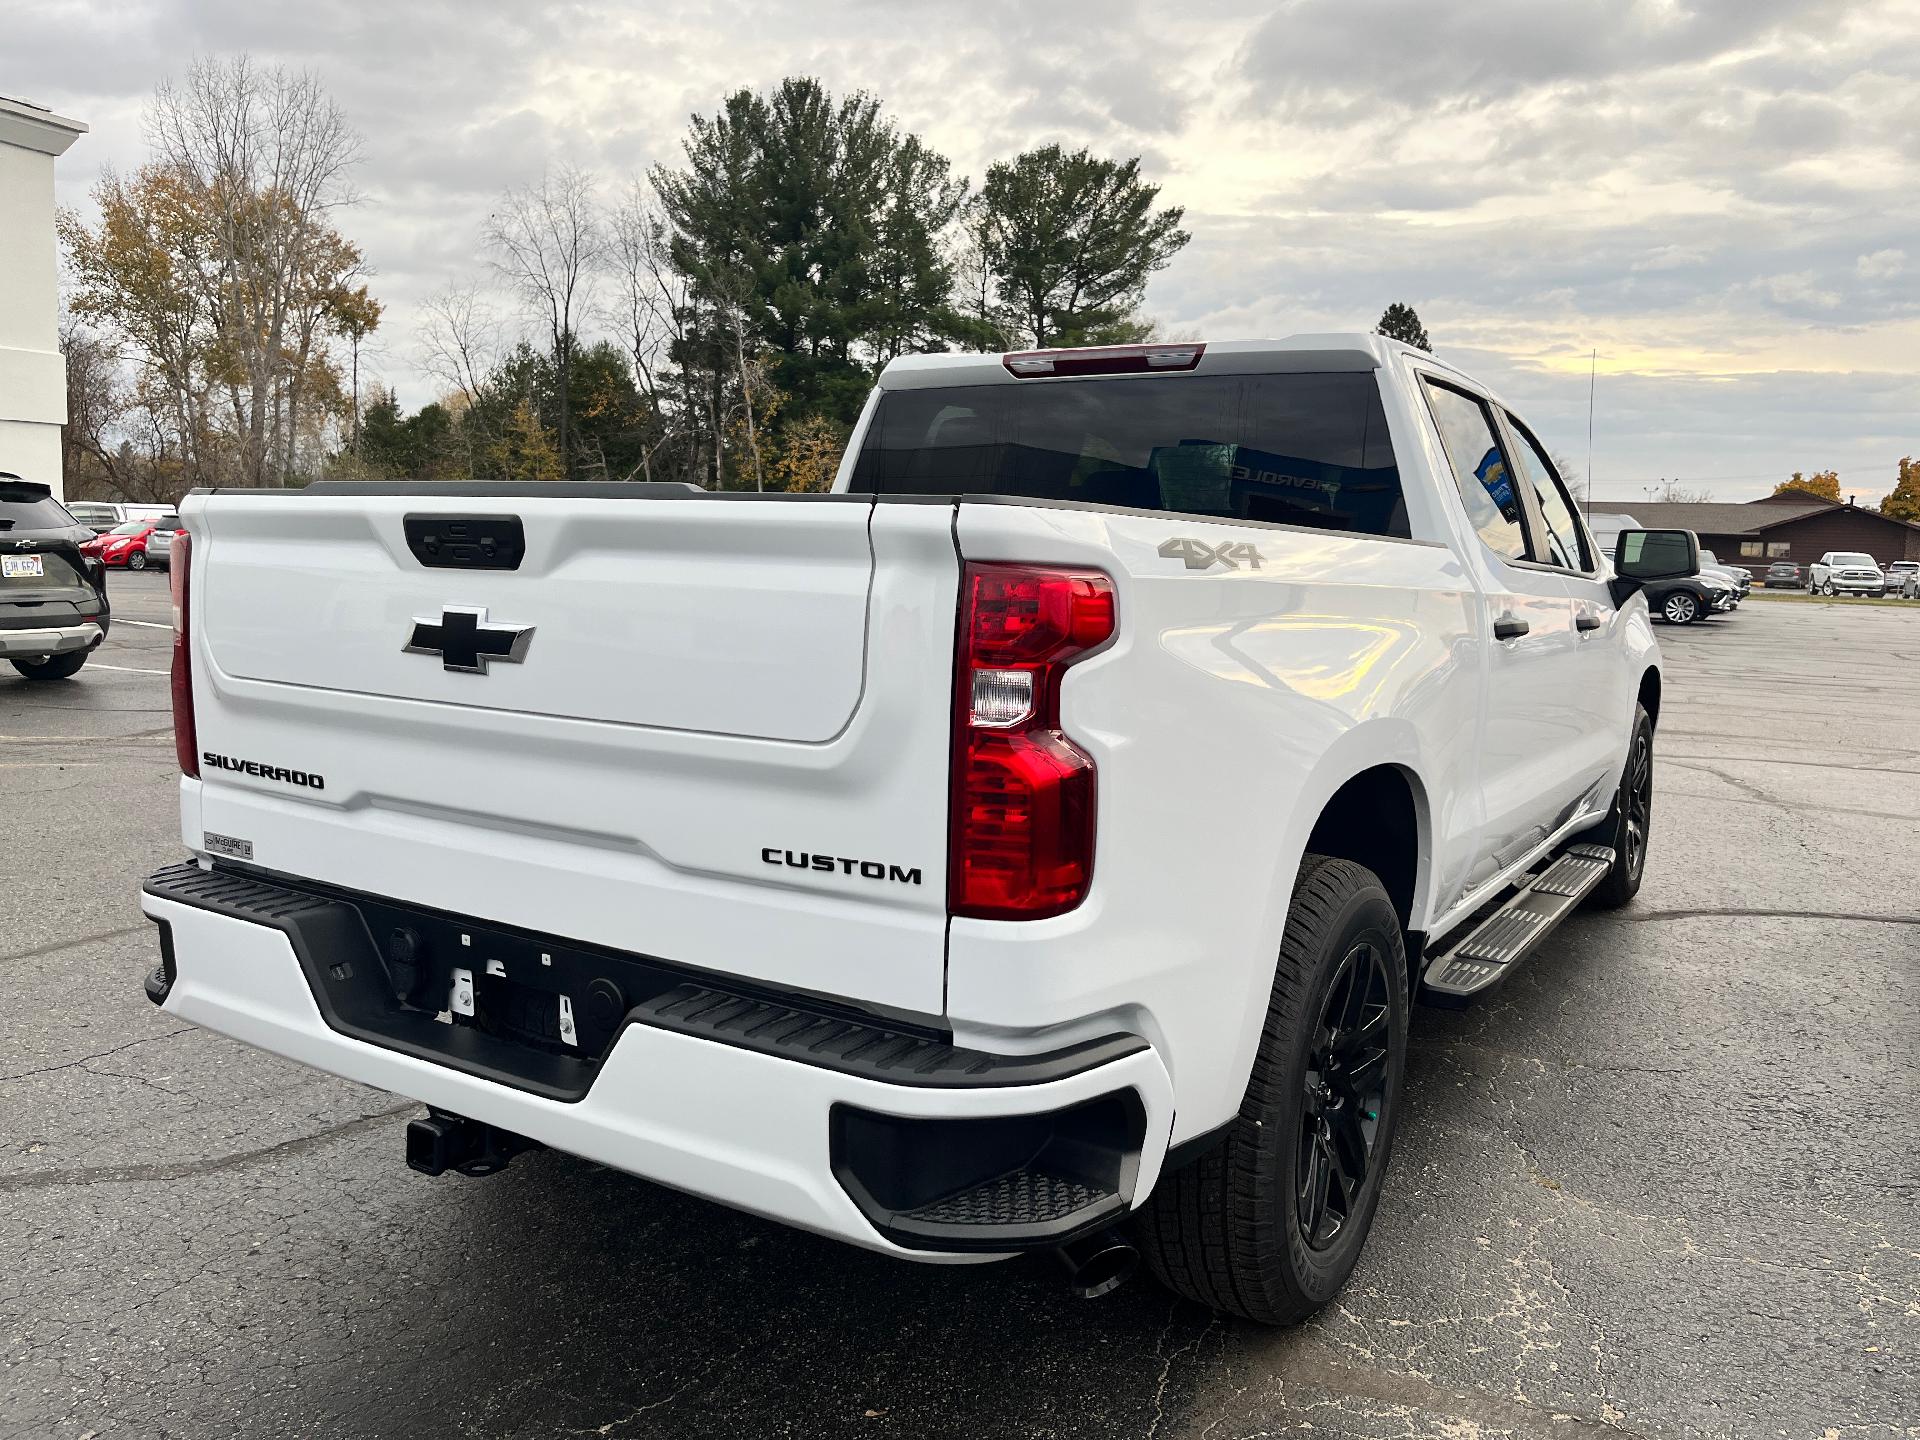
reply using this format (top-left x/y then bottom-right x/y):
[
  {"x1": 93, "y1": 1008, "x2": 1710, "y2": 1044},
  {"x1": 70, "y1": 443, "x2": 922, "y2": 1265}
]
[
  {"x1": 760, "y1": 847, "x2": 922, "y2": 885},
  {"x1": 201, "y1": 752, "x2": 326, "y2": 790}
]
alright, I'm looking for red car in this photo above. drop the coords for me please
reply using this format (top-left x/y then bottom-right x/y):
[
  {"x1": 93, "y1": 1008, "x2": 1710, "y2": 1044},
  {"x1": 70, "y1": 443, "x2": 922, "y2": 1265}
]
[{"x1": 80, "y1": 516, "x2": 179, "y2": 570}]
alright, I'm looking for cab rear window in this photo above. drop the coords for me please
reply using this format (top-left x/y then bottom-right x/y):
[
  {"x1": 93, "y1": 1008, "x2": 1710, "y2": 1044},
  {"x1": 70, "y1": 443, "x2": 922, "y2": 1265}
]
[{"x1": 850, "y1": 373, "x2": 1407, "y2": 538}]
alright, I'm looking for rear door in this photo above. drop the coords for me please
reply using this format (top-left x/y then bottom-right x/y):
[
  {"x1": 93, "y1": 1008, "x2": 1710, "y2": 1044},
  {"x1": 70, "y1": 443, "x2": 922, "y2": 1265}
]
[
  {"x1": 1497, "y1": 409, "x2": 1632, "y2": 806},
  {"x1": 1419, "y1": 378, "x2": 1589, "y2": 881},
  {"x1": 182, "y1": 487, "x2": 960, "y2": 1017}
]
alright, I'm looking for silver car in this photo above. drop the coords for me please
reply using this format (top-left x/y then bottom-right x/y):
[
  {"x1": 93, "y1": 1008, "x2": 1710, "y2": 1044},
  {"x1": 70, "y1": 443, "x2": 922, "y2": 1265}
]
[
  {"x1": 141, "y1": 515, "x2": 185, "y2": 568},
  {"x1": 1889, "y1": 560, "x2": 1920, "y2": 598}
]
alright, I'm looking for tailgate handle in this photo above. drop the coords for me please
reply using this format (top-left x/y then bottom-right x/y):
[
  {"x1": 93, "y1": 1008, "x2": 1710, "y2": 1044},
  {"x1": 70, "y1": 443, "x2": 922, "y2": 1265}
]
[{"x1": 404, "y1": 514, "x2": 525, "y2": 571}]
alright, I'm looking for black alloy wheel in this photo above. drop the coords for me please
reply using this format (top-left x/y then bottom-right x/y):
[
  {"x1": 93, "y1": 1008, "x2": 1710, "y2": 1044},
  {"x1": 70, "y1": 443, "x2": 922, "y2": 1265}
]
[
  {"x1": 1581, "y1": 701, "x2": 1655, "y2": 908},
  {"x1": 1298, "y1": 941, "x2": 1394, "y2": 1252},
  {"x1": 1621, "y1": 722, "x2": 1652, "y2": 884}
]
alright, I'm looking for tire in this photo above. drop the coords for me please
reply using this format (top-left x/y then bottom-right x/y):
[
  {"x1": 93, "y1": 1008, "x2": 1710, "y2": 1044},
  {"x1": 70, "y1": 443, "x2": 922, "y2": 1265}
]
[
  {"x1": 10, "y1": 651, "x2": 89, "y2": 681},
  {"x1": 1135, "y1": 855, "x2": 1409, "y2": 1325},
  {"x1": 1579, "y1": 703, "x2": 1653, "y2": 909},
  {"x1": 1661, "y1": 590, "x2": 1700, "y2": 624},
  {"x1": 128, "y1": 552, "x2": 148, "y2": 571}
]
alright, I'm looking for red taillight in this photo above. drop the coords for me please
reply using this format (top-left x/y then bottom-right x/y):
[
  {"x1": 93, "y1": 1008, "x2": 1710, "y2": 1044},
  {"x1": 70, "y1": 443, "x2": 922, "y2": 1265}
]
[
  {"x1": 950, "y1": 563, "x2": 1115, "y2": 919},
  {"x1": 1002, "y1": 343, "x2": 1204, "y2": 378},
  {"x1": 170, "y1": 529, "x2": 198, "y2": 777}
]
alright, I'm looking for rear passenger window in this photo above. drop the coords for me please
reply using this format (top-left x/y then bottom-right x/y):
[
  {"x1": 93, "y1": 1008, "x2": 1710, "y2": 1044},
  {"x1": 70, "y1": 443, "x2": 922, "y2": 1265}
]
[
  {"x1": 1503, "y1": 414, "x2": 1589, "y2": 571},
  {"x1": 1422, "y1": 381, "x2": 1527, "y2": 561}
]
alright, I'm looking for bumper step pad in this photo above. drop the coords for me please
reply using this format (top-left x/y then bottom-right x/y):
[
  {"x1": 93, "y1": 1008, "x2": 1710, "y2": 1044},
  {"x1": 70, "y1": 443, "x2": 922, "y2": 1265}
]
[{"x1": 1419, "y1": 844, "x2": 1615, "y2": 1007}]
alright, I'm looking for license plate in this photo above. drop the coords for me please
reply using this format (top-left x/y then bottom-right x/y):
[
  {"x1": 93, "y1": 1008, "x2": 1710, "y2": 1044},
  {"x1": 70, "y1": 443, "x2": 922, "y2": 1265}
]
[{"x1": 2, "y1": 555, "x2": 44, "y2": 579}]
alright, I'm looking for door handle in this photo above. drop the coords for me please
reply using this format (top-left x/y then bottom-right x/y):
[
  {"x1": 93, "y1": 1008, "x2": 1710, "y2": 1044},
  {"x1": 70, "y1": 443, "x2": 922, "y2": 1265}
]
[
  {"x1": 1492, "y1": 615, "x2": 1530, "y2": 640},
  {"x1": 1575, "y1": 612, "x2": 1603, "y2": 633}
]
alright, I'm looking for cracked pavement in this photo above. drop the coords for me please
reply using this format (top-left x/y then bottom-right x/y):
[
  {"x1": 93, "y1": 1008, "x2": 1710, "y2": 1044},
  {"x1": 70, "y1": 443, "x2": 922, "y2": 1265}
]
[{"x1": 3, "y1": 574, "x2": 1916, "y2": 1439}]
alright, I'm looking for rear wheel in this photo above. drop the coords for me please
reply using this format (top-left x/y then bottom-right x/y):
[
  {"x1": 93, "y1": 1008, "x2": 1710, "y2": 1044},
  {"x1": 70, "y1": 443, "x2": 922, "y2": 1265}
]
[
  {"x1": 1581, "y1": 703, "x2": 1653, "y2": 908},
  {"x1": 10, "y1": 651, "x2": 89, "y2": 681},
  {"x1": 1661, "y1": 590, "x2": 1700, "y2": 624},
  {"x1": 1135, "y1": 856, "x2": 1408, "y2": 1325}
]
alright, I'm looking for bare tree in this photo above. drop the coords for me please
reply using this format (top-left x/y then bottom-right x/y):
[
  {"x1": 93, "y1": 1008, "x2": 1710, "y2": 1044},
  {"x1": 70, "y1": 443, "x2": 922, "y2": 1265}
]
[
  {"x1": 146, "y1": 54, "x2": 364, "y2": 486},
  {"x1": 604, "y1": 182, "x2": 692, "y2": 480},
  {"x1": 485, "y1": 165, "x2": 602, "y2": 476},
  {"x1": 417, "y1": 281, "x2": 499, "y2": 410}
]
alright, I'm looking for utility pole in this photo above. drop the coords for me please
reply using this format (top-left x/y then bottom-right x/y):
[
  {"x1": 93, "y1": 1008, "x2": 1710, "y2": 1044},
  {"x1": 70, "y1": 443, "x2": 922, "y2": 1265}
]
[{"x1": 1585, "y1": 348, "x2": 1596, "y2": 514}]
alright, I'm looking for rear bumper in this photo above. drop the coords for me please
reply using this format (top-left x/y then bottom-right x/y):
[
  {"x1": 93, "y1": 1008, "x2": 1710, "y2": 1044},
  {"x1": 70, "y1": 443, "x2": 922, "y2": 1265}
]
[
  {"x1": 0, "y1": 621, "x2": 102, "y2": 657},
  {"x1": 140, "y1": 864, "x2": 1173, "y2": 1260}
]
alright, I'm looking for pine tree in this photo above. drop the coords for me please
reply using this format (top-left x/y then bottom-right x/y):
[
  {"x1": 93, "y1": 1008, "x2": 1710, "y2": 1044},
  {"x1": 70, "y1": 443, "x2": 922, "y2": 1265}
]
[
  {"x1": 973, "y1": 145, "x2": 1189, "y2": 349},
  {"x1": 1376, "y1": 303, "x2": 1431, "y2": 351}
]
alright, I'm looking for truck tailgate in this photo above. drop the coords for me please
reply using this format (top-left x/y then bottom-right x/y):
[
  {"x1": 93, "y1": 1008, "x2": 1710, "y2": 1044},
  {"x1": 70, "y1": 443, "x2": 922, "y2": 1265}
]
[{"x1": 179, "y1": 491, "x2": 958, "y2": 1016}]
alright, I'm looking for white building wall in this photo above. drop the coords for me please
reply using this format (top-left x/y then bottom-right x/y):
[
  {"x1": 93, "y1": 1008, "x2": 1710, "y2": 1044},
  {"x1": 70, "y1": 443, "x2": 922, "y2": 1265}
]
[{"x1": 0, "y1": 98, "x2": 87, "y2": 500}]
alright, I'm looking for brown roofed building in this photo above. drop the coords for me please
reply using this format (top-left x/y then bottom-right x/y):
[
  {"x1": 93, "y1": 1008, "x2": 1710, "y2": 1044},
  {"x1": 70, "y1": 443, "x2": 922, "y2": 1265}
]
[{"x1": 1601, "y1": 494, "x2": 1920, "y2": 572}]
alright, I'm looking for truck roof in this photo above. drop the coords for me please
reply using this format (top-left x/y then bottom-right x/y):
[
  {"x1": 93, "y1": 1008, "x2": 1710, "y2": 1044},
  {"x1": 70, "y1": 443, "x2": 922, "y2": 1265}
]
[{"x1": 877, "y1": 333, "x2": 1480, "y2": 391}]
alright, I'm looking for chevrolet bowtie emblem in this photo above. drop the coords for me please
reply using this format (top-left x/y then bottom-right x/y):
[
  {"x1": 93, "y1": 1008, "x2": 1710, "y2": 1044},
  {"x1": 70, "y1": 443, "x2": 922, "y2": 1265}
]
[{"x1": 403, "y1": 606, "x2": 535, "y2": 674}]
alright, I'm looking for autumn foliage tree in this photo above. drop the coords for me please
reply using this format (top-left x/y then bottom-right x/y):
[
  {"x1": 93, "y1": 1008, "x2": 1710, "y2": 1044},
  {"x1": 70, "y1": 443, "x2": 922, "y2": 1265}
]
[
  {"x1": 1775, "y1": 470, "x2": 1842, "y2": 502},
  {"x1": 59, "y1": 56, "x2": 376, "y2": 496},
  {"x1": 1880, "y1": 457, "x2": 1920, "y2": 523}
]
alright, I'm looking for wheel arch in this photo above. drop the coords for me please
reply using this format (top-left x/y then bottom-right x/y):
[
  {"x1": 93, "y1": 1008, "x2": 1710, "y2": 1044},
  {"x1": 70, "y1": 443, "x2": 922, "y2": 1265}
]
[
  {"x1": 1204, "y1": 738, "x2": 1435, "y2": 1149},
  {"x1": 1637, "y1": 665, "x2": 1662, "y2": 730},
  {"x1": 1301, "y1": 764, "x2": 1427, "y2": 937}
]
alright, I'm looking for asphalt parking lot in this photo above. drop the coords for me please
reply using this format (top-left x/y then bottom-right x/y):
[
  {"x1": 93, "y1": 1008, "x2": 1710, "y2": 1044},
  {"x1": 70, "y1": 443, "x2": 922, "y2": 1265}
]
[{"x1": 4, "y1": 573, "x2": 1916, "y2": 1440}]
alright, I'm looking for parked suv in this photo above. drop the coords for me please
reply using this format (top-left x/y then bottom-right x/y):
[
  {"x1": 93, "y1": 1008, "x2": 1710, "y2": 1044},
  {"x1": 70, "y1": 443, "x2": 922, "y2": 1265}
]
[
  {"x1": 1809, "y1": 552, "x2": 1886, "y2": 596},
  {"x1": 0, "y1": 476, "x2": 112, "y2": 680},
  {"x1": 142, "y1": 336, "x2": 1674, "y2": 1325},
  {"x1": 1590, "y1": 513, "x2": 1722, "y2": 622}
]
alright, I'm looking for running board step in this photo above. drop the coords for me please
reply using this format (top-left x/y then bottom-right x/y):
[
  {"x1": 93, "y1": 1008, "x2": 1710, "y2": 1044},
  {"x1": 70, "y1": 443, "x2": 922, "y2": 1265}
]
[{"x1": 1419, "y1": 844, "x2": 1615, "y2": 1007}]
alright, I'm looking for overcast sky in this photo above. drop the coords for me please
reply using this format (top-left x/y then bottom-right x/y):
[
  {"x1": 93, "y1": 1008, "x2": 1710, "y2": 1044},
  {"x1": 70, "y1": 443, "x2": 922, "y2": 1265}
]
[{"x1": 12, "y1": 0, "x2": 1920, "y2": 504}]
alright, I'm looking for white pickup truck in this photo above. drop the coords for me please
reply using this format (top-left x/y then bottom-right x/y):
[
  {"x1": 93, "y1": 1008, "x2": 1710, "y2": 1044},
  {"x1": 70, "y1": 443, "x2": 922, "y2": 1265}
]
[{"x1": 142, "y1": 336, "x2": 1687, "y2": 1324}]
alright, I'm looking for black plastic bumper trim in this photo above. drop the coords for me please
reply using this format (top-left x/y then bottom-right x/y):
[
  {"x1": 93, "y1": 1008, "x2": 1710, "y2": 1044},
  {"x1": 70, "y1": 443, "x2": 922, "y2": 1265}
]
[
  {"x1": 636, "y1": 984, "x2": 1146, "y2": 1089},
  {"x1": 142, "y1": 861, "x2": 1146, "y2": 1100},
  {"x1": 830, "y1": 1091, "x2": 1146, "y2": 1252}
]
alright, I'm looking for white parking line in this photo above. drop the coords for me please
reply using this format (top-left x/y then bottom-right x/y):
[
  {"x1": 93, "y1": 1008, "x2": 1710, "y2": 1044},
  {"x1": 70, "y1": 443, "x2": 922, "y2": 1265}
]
[
  {"x1": 113, "y1": 619, "x2": 172, "y2": 629},
  {"x1": 89, "y1": 663, "x2": 170, "y2": 675}
]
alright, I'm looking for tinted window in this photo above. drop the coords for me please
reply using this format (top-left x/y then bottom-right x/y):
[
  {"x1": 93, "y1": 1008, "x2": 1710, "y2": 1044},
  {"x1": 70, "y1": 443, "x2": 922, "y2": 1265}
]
[
  {"x1": 0, "y1": 488, "x2": 75, "y2": 531},
  {"x1": 1503, "y1": 416, "x2": 1588, "y2": 570},
  {"x1": 852, "y1": 373, "x2": 1407, "y2": 538},
  {"x1": 1423, "y1": 382, "x2": 1526, "y2": 561}
]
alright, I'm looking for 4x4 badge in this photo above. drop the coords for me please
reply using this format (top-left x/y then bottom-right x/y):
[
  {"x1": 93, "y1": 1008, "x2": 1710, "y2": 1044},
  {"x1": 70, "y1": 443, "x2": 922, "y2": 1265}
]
[
  {"x1": 403, "y1": 606, "x2": 535, "y2": 674},
  {"x1": 1158, "y1": 537, "x2": 1263, "y2": 571}
]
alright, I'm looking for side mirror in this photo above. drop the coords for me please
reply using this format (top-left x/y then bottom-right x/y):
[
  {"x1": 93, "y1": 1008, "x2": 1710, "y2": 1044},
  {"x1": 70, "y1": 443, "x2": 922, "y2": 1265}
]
[
  {"x1": 1610, "y1": 529, "x2": 1699, "y2": 605},
  {"x1": 1614, "y1": 529, "x2": 1699, "y2": 580}
]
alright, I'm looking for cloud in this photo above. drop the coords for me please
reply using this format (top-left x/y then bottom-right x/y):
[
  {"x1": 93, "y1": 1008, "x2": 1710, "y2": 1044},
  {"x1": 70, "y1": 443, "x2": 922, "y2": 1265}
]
[
  {"x1": 1858, "y1": 248, "x2": 1907, "y2": 279},
  {"x1": 17, "y1": 0, "x2": 1920, "y2": 500}
]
